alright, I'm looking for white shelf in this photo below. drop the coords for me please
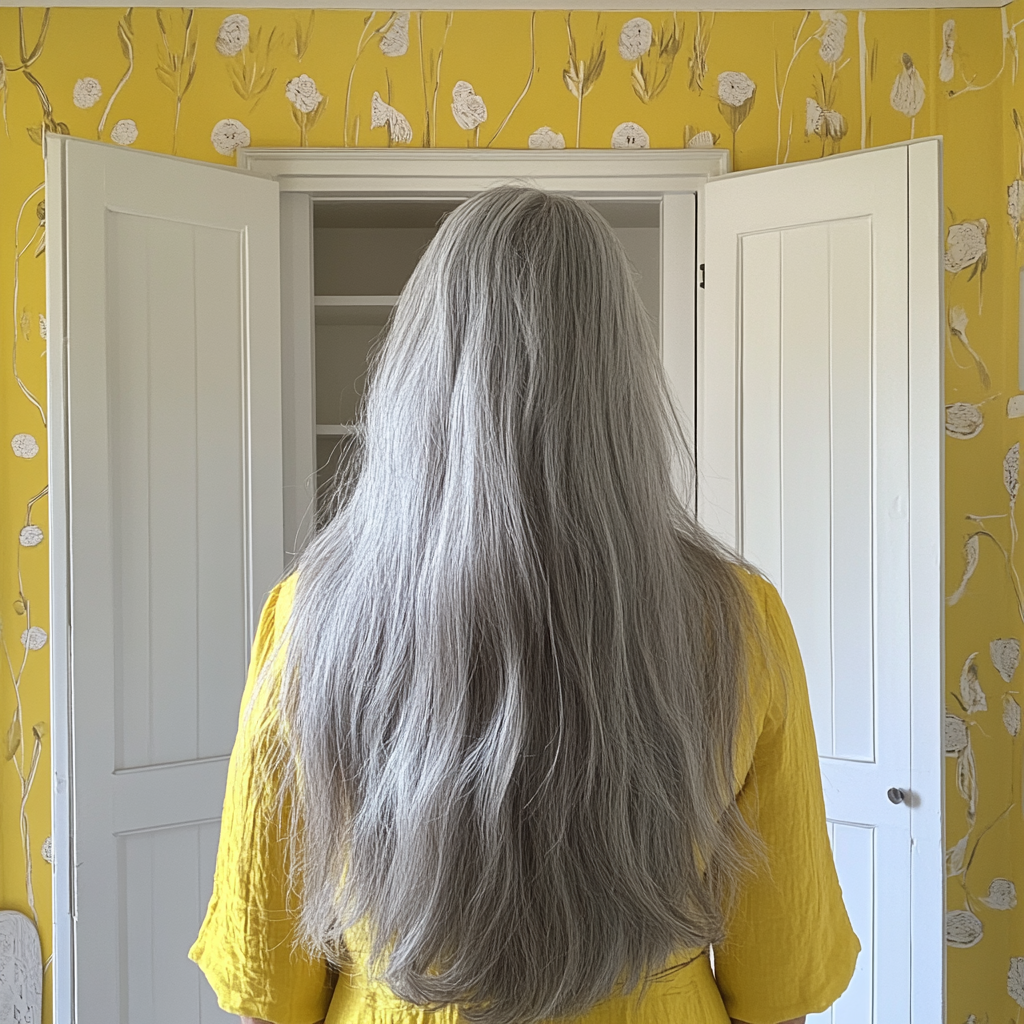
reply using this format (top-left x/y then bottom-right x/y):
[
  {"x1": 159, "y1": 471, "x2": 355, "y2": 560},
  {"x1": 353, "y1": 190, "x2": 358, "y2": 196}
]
[
  {"x1": 316, "y1": 424, "x2": 361, "y2": 436},
  {"x1": 315, "y1": 295, "x2": 400, "y2": 306},
  {"x1": 315, "y1": 294, "x2": 398, "y2": 327}
]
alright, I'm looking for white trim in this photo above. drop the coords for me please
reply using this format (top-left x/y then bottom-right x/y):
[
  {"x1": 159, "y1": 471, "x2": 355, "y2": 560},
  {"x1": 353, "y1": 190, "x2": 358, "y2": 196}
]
[
  {"x1": 237, "y1": 147, "x2": 730, "y2": 197},
  {"x1": 315, "y1": 295, "x2": 400, "y2": 306},
  {"x1": 906, "y1": 137, "x2": 945, "y2": 1024},
  {"x1": 43, "y1": 130, "x2": 74, "y2": 1024},
  {"x1": 280, "y1": 192, "x2": 317, "y2": 570}
]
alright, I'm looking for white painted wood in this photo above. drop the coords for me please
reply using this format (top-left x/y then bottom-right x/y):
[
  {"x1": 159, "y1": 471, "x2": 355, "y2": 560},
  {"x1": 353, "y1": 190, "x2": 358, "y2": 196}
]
[
  {"x1": 703, "y1": 140, "x2": 943, "y2": 1023},
  {"x1": 281, "y1": 192, "x2": 316, "y2": 568},
  {"x1": 45, "y1": 136, "x2": 281, "y2": 1023},
  {"x1": 237, "y1": 148, "x2": 729, "y2": 201},
  {"x1": 315, "y1": 294, "x2": 400, "y2": 305},
  {"x1": 906, "y1": 139, "x2": 945, "y2": 1024}
]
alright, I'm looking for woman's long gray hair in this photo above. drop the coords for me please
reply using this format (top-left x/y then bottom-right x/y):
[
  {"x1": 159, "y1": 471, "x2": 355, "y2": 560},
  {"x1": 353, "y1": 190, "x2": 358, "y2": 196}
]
[{"x1": 277, "y1": 185, "x2": 758, "y2": 1023}]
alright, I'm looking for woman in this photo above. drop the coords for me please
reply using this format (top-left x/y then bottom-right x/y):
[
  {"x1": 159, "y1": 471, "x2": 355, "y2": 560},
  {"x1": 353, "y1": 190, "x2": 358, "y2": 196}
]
[{"x1": 190, "y1": 186, "x2": 859, "y2": 1024}]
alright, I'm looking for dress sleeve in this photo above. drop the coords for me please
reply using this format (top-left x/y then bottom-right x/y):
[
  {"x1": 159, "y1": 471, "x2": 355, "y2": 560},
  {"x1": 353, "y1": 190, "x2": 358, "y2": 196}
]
[
  {"x1": 713, "y1": 578, "x2": 860, "y2": 1024},
  {"x1": 189, "y1": 578, "x2": 336, "y2": 1024}
]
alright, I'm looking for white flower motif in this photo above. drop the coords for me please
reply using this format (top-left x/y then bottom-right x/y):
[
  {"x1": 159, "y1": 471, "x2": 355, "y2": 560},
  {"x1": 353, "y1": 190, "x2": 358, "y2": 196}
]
[
  {"x1": 818, "y1": 11, "x2": 847, "y2": 63},
  {"x1": 211, "y1": 118, "x2": 251, "y2": 156},
  {"x1": 611, "y1": 122, "x2": 649, "y2": 149},
  {"x1": 939, "y1": 20, "x2": 956, "y2": 83},
  {"x1": 945, "y1": 220, "x2": 988, "y2": 274},
  {"x1": 41, "y1": 836, "x2": 53, "y2": 865},
  {"x1": 215, "y1": 14, "x2": 250, "y2": 57},
  {"x1": 890, "y1": 54, "x2": 925, "y2": 118},
  {"x1": 110, "y1": 119, "x2": 138, "y2": 146},
  {"x1": 717, "y1": 71, "x2": 756, "y2": 107},
  {"x1": 380, "y1": 13, "x2": 410, "y2": 57},
  {"x1": 20, "y1": 525, "x2": 43, "y2": 548},
  {"x1": 685, "y1": 130, "x2": 717, "y2": 149},
  {"x1": 73, "y1": 77, "x2": 102, "y2": 109},
  {"x1": 945, "y1": 402, "x2": 983, "y2": 439},
  {"x1": 618, "y1": 17, "x2": 653, "y2": 61},
  {"x1": 980, "y1": 878, "x2": 1017, "y2": 910},
  {"x1": 21, "y1": 627, "x2": 47, "y2": 651},
  {"x1": 944, "y1": 713, "x2": 968, "y2": 756},
  {"x1": 370, "y1": 93, "x2": 413, "y2": 144},
  {"x1": 451, "y1": 81, "x2": 487, "y2": 130},
  {"x1": 11, "y1": 434, "x2": 39, "y2": 459},
  {"x1": 946, "y1": 909, "x2": 983, "y2": 948},
  {"x1": 528, "y1": 126, "x2": 565, "y2": 150},
  {"x1": 959, "y1": 652, "x2": 986, "y2": 713},
  {"x1": 990, "y1": 638, "x2": 1020, "y2": 682},
  {"x1": 38, "y1": 315, "x2": 47, "y2": 341},
  {"x1": 1004, "y1": 694, "x2": 1021, "y2": 737},
  {"x1": 1010, "y1": 958, "x2": 1024, "y2": 1007},
  {"x1": 286, "y1": 74, "x2": 323, "y2": 114}
]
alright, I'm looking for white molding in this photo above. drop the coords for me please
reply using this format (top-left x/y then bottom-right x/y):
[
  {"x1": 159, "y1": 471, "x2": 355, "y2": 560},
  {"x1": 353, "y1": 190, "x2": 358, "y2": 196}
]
[
  {"x1": 907, "y1": 136, "x2": 945, "y2": 1024},
  {"x1": 237, "y1": 147, "x2": 729, "y2": 196},
  {"x1": 280, "y1": 192, "x2": 317, "y2": 570},
  {"x1": 43, "y1": 131, "x2": 75, "y2": 1024}
]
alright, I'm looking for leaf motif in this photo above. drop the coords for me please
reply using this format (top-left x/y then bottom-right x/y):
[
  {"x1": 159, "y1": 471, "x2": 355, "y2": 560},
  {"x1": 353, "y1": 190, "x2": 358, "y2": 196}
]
[
  {"x1": 1005, "y1": 693, "x2": 1022, "y2": 736},
  {"x1": 990, "y1": 638, "x2": 1020, "y2": 682},
  {"x1": 948, "y1": 534, "x2": 979, "y2": 605},
  {"x1": 25, "y1": 123, "x2": 42, "y2": 145},
  {"x1": 5, "y1": 718, "x2": 20, "y2": 761},
  {"x1": 946, "y1": 834, "x2": 968, "y2": 876},
  {"x1": 31, "y1": 721, "x2": 46, "y2": 743},
  {"x1": 960, "y1": 652, "x2": 987, "y2": 713},
  {"x1": 1006, "y1": 442, "x2": 1020, "y2": 500},
  {"x1": 955, "y1": 734, "x2": 977, "y2": 823},
  {"x1": 979, "y1": 877, "x2": 1017, "y2": 910}
]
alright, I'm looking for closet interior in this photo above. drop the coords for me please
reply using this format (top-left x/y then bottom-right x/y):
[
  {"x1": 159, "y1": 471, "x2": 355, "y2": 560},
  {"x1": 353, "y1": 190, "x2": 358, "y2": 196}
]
[{"x1": 310, "y1": 198, "x2": 662, "y2": 522}]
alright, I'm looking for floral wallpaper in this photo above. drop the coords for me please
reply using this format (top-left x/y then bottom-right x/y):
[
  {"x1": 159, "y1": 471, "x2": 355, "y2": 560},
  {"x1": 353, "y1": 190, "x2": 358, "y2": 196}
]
[{"x1": 0, "y1": 5, "x2": 1022, "y2": 1021}]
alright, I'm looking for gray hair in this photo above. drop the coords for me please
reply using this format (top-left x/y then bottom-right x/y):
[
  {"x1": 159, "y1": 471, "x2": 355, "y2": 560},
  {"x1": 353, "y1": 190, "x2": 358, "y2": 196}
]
[{"x1": 275, "y1": 186, "x2": 759, "y2": 1023}]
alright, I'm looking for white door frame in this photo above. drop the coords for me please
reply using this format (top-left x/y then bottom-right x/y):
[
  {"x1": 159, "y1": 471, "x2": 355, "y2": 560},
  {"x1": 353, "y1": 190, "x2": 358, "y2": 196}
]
[{"x1": 236, "y1": 147, "x2": 728, "y2": 559}]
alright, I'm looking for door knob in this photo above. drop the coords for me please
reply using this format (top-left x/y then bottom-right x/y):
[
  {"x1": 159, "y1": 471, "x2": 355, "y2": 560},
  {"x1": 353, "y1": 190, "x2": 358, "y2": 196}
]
[{"x1": 887, "y1": 787, "x2": 906, "y2": 804}]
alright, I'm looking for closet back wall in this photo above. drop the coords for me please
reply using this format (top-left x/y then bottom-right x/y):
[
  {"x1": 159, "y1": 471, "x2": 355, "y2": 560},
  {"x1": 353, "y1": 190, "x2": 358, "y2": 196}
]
[{"x1": 0, "y1": 7, "x2": 1018, "y2": 1021}]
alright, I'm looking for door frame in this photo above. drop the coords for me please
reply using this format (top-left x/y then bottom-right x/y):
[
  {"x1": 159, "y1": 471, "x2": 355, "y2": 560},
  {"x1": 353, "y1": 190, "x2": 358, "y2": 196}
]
[{"x1": 235, "y1": 147, "x2": 729, "y2": 561}]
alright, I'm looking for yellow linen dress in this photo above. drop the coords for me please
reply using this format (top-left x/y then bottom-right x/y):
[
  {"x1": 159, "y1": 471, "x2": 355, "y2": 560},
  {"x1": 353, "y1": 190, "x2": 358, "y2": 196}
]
[{"x1": 190, "y1": 572, "x2": 859, "y2": 1024}]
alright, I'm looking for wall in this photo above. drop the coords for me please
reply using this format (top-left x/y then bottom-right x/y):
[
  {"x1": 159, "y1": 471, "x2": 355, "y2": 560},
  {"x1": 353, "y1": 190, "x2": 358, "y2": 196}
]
[{"x1": 0, "y1": 7, "x2": 1019, "y2": 1021}]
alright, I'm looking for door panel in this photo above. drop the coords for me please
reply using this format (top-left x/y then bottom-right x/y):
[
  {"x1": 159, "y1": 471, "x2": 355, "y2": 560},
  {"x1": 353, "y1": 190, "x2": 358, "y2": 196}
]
[
  {"x1": 703, "y1": 142, "x2": 943, "y2": 1023},
  {"x1": 46, "y1": 136, "x2": 281, "y2": 1022}
]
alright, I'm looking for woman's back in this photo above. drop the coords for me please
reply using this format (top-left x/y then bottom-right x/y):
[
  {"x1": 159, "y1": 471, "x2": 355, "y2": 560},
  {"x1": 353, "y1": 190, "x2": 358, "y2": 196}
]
[{"x1": 190, "y1": 187, "x2": 858, "y2": 1024}]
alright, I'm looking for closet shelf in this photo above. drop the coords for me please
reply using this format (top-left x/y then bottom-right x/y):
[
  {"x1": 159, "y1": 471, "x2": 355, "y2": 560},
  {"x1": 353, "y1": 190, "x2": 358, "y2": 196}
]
[
  {"x1": 316, "y1": 424, "x2": 361, "y2": 436},
  {"x1": 314, "y1": 294, "x2": 398, "y2": 327}
]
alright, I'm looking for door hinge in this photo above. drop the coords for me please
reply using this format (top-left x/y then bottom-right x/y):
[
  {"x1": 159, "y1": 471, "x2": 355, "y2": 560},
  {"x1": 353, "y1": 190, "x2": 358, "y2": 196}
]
[{"x1": 699, "y1": 264, "x2": 705, "y2": 289}]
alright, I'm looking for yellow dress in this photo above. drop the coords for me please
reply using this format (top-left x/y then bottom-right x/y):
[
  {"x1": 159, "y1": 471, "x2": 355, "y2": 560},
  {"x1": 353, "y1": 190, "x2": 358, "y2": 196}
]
[{"x1": 189, "y1": 572, "x2": 859, "y2": 1024}]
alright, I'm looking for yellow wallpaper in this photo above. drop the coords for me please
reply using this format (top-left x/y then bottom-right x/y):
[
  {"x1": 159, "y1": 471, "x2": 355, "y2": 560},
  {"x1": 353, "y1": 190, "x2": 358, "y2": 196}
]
[{"x1": 0, "y1": 6, "x2": 1020, "y2": 1021}]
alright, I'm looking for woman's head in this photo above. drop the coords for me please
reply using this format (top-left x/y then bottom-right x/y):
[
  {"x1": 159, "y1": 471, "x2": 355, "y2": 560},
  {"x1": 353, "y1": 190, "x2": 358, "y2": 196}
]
[{"x1": 277, "y1": 185, "x2": 756, "y2": 1024}]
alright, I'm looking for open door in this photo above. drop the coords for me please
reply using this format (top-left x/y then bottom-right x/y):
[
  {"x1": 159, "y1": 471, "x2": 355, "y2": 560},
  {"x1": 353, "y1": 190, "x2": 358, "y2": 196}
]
[
  {"x1": 45, "y1": 136, "x2": 282, "y2": 1022},
  {"x1": 701, "y1": 141, "x2": 944, "y2": 1022}
]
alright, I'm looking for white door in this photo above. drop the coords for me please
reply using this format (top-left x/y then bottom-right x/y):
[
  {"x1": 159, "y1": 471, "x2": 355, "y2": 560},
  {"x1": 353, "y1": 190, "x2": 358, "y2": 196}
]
[
  {"x1": 701, "y1": 141, "x2": 944, "y2": 1023},
  {"x1": 45, "y1": 136, "x2": 282, "y2": 1023}
]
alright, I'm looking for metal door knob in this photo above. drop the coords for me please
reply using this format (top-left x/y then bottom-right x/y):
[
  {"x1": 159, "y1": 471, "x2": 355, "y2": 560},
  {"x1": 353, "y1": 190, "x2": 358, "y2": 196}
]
[{"x1": 887, "y1": 787, "x2": 906, "y2": 804}]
